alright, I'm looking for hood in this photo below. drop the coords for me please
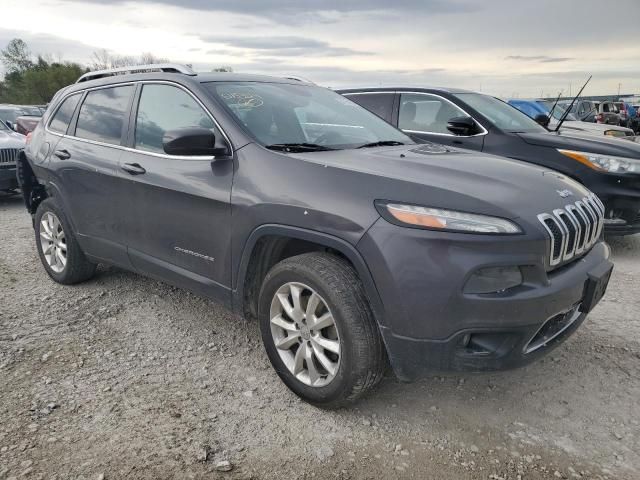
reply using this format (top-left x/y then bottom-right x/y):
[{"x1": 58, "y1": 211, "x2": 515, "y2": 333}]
[
  {"x1": 294, "y1": 143, "x2": 591, "y2": 222},
  {"x1": 0, "y1": 129, "x2": 26, "y2": 148},
  {"x1": 556, "y1": 121, "x2": 633, "y2": 135},
  {"x1": 517, "y1": 130, "x2": 640, "y2": 158}
]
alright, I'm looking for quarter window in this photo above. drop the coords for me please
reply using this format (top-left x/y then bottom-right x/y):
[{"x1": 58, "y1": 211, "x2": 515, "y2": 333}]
[
  {"x1": 346, "y1": 93, "x2": 395, "y2": 123},
  {"x1": 134, "y1": 84, "x2": 215, "y2": 154},
  {"x1": 75, "y1": 85, "x2": 134, "y2": 145},
  {"x1": 49, "y1": 93, "x2": 81, "y2": 134},
  {"x1": 399, "y1": 93, "x2": 467, "y2": 134}
]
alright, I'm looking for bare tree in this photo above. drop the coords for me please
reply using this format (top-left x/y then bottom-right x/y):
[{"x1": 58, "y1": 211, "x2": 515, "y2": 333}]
[
  {"x1": 90, "y1": 49, "x2": 168, "y2": 70},
  {"x1": 211, "y1": 66, "x2": 233, "y2": 72},
  {"x1": 139, "y1": 52, "x2": 170, "y2": 65}
]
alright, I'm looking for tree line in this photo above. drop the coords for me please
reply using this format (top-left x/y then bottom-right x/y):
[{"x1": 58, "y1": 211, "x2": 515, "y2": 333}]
[{"x1": 0, "y1": 39, "x2": 171, "y2": 105}]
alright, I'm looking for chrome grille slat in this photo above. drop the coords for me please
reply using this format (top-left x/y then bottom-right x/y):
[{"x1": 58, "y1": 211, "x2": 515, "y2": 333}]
[
  {"x1": 538, "y1": 193, "x2": 604, "y2": 268},
  {"x1": 565, "y1": 205, "x2": 585, "y2": 254},
  {"x1": 0, "y1": 148, "x2": 19, "y2": 165}
]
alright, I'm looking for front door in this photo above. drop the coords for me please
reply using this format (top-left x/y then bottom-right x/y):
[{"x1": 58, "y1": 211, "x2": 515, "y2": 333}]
[
  {"x1": 118, "y1": 82, "x2": 234, "y2": 305},
  {"x1": 397, "y1": 93, "x2": 485, "y2": 151}
]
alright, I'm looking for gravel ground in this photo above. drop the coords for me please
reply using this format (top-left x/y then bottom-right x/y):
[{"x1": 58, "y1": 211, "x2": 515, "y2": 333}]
[{"x1": 1, "y1": 193, "x2": 639, "y2": 480}]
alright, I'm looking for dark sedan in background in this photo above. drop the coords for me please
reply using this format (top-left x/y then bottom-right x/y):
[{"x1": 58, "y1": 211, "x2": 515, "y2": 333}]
[{"x1": 338, "y1": 87, "x2": 640, "y2": 235}]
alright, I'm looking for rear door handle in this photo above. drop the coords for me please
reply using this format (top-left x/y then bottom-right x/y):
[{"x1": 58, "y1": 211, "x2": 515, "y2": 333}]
[
  {"x1": 54, "y1": 149, "x2": 71, "y2": 160},
  {"x1": 121, "y1": 163, "x2": 146, "y2": 175}
]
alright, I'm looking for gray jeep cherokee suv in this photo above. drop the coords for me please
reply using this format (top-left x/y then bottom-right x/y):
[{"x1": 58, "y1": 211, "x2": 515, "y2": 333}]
[{"x1": 17, "y1": 64, "x2": 613, "y2": 407}]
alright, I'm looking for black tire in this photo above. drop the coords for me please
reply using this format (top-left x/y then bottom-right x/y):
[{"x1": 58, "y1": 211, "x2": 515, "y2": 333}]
[
  {"x1": 34, "y1": 198, "x2": 96, "y2": 285},
  {"x1": 258, "y1": 252, "x2": 386, "y2": 408}
]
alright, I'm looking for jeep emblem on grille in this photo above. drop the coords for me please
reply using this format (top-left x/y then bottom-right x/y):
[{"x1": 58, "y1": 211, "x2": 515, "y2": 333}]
[{"x1": 557, "y1": 189, "x2": 573, "y2": 198}]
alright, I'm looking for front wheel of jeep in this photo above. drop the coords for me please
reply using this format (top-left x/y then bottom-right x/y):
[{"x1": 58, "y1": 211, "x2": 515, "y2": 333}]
[{"x1": 258, "y1": 252, "x2": 386, "y2": 408}]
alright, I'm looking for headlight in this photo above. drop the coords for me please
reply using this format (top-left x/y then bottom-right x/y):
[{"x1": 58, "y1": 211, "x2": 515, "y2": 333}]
[
  {"x1": 604, "y1": 130, "x2": 626, "y2": 137},
  {"x1": 558, "y1": 149, "x2": 640, "y2": 173},
  {"x1": 379, "y1": 202, "x2": 521, "y2": 234}
]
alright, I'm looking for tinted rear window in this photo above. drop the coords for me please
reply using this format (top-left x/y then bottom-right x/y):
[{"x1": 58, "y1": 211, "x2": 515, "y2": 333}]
[
  {"x1": 49, "y1": 93, "x2": 81, "y2": 134},
  {"x1": 75, "y1": 86, "x2": 134, "y2": 145}
]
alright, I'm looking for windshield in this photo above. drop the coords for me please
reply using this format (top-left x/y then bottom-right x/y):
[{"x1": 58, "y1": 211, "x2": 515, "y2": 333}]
[
  {"x1": 0, "y1": 108, "x2": 24, "y2": 123},
  {"x1": 204, "y1": 82, "x2": 412, "y2": 150},
  {"x1": 454, "y1": 93, "x2": 547, "y2": 133},
  {"x1": 536, "y1": 101, "x2": 578, "y2": 121}
]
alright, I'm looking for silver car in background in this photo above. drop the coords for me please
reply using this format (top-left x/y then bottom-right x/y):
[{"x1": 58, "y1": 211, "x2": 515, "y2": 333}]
[{"x1": 0, "y1": 120, "x2": 25, "y2": 193}]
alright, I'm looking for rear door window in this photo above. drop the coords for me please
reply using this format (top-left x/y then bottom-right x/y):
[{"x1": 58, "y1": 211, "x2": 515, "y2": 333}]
[
  {"x1": 134, "y1": 84, "x2": 215, "y2": 154},
  {"x1": 75, "y1": 85, "x2": 134, "y2": 145},
  {"x1": 344, "y1": 93, "x2": 395, "y2": 123},
  {"x1": 49, "y1": 93, "x2": 81, "y2": 134}
]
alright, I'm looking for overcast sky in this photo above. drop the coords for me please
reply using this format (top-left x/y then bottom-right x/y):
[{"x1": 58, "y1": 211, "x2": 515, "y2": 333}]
[{"x1": 2, "y1": 0, "x2": 639, "y2": 97}]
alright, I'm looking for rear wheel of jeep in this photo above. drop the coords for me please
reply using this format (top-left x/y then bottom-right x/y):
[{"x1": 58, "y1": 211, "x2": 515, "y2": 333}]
[
  {"x1": 34, "y1": 198, "x2": 96, "y2": 285},
  {"x1": 258, "y1": 252, "x2": 386, "y2": 408}
]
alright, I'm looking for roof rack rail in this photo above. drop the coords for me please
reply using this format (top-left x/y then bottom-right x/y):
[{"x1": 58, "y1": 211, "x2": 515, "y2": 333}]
[
  {"x1": 76, "y1": 63, "x2": 196, "y2": 83},
  {"x1": 282, "y1": 75, "x2": 315, "y2": 85}
]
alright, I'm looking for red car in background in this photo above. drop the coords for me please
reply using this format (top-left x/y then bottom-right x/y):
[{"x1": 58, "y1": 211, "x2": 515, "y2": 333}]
[{"x1": 14, "y1": 115, "x2": 41, "y2": 135}]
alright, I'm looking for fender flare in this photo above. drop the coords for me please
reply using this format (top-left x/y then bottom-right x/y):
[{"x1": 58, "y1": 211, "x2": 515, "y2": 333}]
[{"x1": 232, "y1": 224, "x2": 387, "y2": 328}]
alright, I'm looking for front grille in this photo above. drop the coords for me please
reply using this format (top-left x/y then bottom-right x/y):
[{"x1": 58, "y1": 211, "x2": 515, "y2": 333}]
[
  {"x1": 538, "y1": 193, "x2": 604, "y2": 268},
  {"x1": 0, "y1": 148, "x2": 19, "y2": 165}
]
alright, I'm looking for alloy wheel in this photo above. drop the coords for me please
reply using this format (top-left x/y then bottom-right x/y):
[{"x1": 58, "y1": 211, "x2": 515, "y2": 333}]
[
  {"x1": 39, "y1": 212, "x2": 67, "y2": 273},
  {"x1": 269, "y1": 282, "x2": 341, "y2": 387}
]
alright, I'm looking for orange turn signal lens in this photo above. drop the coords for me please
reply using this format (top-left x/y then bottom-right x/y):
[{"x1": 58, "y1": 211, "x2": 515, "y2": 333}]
[
  {"x1": 557, "y1": 149, "x2": 606, "y2": 171},
  {"x1": 387, "y1": 206, "x2": 446, "y2": 228},
  {"x1": 382, "y1": 203, "x2": 522, "y2": 234}
]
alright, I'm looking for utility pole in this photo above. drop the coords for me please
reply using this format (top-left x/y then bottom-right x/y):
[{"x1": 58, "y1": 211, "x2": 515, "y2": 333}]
[{"x1": 618, "y1": 83, "x2": 621, "y2": 97}]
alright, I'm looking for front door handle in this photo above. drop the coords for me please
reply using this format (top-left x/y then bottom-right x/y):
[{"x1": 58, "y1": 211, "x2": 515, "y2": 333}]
[
  {"x1": 54, "y1": 149, "x2": 71, "y2": 160},
  {"x1": 121, "y1": 163, "x2": 146, "y2": 175}
]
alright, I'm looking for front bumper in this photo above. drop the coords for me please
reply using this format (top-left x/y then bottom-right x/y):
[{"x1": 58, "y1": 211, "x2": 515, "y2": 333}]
[
  {"x1": 357, "y1": 219, "x2": 612, "y2": 381},
  {"x1": 0, "y1": 166, "x2": 18, "y2": 190}
]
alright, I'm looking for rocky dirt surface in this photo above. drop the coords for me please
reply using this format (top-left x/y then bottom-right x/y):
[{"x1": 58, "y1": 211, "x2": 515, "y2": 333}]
[{"x1": 1, "y1": 193, "x2": 639, "y2": 480}]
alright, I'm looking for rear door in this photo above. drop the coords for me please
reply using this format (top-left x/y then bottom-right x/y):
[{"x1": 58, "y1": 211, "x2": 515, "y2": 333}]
[
  {"x1": 49, "y1": 84, "x2": 135, "y2": 267},
  {"x1": 118, "y1": 82, "x2": 234, "y2": 304},
  {"x1": 397, "y1": 92, "x2": 485, "y2": 150}
]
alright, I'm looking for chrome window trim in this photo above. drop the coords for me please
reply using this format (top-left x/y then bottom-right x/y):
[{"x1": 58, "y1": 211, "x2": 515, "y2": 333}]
[
  {"x1": 343, "y1": 90, "x2": 489, "y2": 138},
  {"x1": 45, "y1": 80, "x2": 234, "y2": 161}
]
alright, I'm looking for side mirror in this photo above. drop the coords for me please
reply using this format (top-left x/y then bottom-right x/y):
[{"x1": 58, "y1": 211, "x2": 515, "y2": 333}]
[
  {"x1": 534, "y1": 114, "x2": 550, "y2": 128},
  {"x1": 162, "y1": 127, "x2": 230, "y2": 157},
  {"x1": 446, "y1": 116, "x2": 477, "y2": 136}
]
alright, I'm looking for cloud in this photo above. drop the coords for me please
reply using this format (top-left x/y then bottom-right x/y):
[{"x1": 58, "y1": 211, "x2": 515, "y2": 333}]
[
  {"x1": 201, "y1": 35, "x2": 372, "y2": 57},
  {"x1": 60, "y1": 0, "x2": 477, "y2": 18},
  {"x1": 505, "y1": 55, "x2": 574, "y2": 63}
]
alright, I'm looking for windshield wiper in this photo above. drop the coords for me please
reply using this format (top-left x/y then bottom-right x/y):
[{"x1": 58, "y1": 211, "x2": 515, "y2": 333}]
[
  {"x1": 357, "y1": 140, "x2": 405, "y2": 148},
  {"x1": 265, "y1": 143, "x2": 335, "y2": 152}
]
